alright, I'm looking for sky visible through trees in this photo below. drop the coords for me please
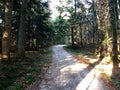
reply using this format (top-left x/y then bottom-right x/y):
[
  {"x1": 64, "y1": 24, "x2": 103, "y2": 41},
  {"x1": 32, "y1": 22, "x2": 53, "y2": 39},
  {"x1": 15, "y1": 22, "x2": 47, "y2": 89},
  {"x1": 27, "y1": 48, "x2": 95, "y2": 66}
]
[{"x1": 49, "y1": 0, "x2": 91, "y2": 19}]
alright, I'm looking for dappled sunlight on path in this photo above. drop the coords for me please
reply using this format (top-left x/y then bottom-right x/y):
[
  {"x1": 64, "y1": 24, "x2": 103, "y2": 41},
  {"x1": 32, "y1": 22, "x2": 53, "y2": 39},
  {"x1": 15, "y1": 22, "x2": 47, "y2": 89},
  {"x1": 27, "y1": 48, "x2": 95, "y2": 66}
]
[
  {"x1": 31, "y1": 45, "x2": 114, "y2": 90},
  {"x1": 76, "y1": 68, "x2": 107, "y2": 90}
]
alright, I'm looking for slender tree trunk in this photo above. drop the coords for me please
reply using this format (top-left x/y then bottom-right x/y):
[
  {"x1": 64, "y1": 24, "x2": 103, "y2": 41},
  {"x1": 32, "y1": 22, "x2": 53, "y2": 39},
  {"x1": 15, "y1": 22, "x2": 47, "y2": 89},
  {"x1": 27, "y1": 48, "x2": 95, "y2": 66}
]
[
  {"x1": 118, "y1": 0, "x2": 120, "y2": 7},
  {"x1": 71, "y1": 26, "x2": 74, "y2": 47},
  {"x1": 72, "y1": 0, "x2": 76, "y2": 48},
  {"x1": 18, "y1": 0, "x2": 28, "y2": 57},
  {"x1": 109, "y1": 0, "x2": 119, "y2": 65},
  {"x1": 80, "y1": 25, "x2": 83, "y2": 48},
  {"x1": 92, "y1": 0, "x2": 98, "y2": 45},
  {"x1": 2, "y1": 0, "x2": 12, "y2": 60},
  {"x1": 74, "y1": 0, "x2": 76, "y2": 17}
]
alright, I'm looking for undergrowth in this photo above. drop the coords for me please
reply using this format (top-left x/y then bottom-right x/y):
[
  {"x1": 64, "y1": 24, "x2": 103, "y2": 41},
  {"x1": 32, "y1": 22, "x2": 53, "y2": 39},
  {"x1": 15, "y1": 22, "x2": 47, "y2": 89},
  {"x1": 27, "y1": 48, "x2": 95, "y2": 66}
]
[
  {"x1": 64, "y1": 45, "x2": 120, "y2": 90},
  {"x1": 64, "y1": 45, "x2": 95, "y2": 57},
  {"x1": 0, "y1": 48, "x2": 52, "y2": 90}
]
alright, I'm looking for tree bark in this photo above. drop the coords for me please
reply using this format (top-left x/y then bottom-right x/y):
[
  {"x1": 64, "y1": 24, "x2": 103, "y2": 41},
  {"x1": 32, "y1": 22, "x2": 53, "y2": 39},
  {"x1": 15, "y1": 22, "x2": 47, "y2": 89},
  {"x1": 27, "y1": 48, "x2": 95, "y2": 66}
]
[
  {"x1": 80, "y1": 25, "x2": 83, "y2": 48},
  {"x1": 92, "y1": 0, "x2": 98, "y2": 46},
  {"x1": 2, "y1": 0, "x2": 12, "y2": 60},
  {"x1": 74, "y1": 0, "x2": 77, "y2": 18},
  {"x1": 71, "y1": 26, "x2": 74, "y2": 47},
  {"x1": 18, "y1": 0, "x2": 28, "y2": 57},
  {"x1": 109, "y1": 0, "x2": 119, "y2": 65}
]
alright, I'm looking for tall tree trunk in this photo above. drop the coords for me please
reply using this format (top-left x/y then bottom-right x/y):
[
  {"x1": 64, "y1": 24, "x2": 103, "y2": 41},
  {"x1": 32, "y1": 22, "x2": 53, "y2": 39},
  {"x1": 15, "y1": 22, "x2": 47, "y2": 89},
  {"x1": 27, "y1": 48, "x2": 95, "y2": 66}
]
[
  {"x1": 92, "y1": 0, "x2": 98, "y2": 46},
  {"x1": 71, "y1": 26, "x2": 74, "y2": 47},
  {"x1": 119, "y1": 0, "x2": 120, "y2": 7},
  {"x1": 18, "y1": 0, "x2": 28, "y2": 57},
  {"x1": 80, "y1": 25, "x2": 83, "y2": 48},
  {"x1": 74, "y1": 0, "x2": 77, "y2": 17},
  {"x1": 109, "y1": 0, "x2": 119, "y2": 65},
  {"x1": 2, "y1": 0, "x2": 12, "y2": 60}
]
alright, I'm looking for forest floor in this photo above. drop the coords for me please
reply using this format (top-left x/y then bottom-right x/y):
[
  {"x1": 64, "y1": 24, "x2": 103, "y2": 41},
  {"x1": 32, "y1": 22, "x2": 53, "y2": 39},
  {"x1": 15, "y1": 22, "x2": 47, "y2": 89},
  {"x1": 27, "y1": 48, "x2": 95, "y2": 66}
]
[
  {"x1": 0, "y1": 48, "x2": 52, "y2": 90},
  {"x1": 26, "y1": 45, "x2": 116, "y2": 90},
  {"x1": 64, "y1": 45, "x2": 120, "y2": 90},
  {"x1": 0, "y1": 45, "x2": 119, "y2": 90}
]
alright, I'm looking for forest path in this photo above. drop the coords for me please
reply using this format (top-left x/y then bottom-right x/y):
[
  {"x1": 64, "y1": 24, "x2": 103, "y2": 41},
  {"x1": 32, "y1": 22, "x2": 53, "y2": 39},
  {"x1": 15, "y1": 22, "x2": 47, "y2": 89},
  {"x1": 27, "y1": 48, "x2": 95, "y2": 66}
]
[{"x1": 31, "y1": 45, "x2": 113, "y2": 90}]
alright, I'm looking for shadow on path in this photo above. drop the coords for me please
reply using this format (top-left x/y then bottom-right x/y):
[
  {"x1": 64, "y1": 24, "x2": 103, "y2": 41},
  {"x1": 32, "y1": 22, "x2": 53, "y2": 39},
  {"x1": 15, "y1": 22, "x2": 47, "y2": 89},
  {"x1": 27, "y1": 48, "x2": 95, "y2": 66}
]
[
  {"x1": 38, "y1": 45, "x2": 114, "y2": 90},
  {"x1": 62, "y1": 58, "x2": 103, "y2": 90}
]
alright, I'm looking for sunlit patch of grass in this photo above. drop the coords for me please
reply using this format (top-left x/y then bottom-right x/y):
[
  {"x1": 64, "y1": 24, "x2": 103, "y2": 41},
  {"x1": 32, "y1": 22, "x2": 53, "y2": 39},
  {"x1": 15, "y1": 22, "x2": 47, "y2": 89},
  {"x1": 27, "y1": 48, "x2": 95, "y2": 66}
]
[
  {"x1": 0, "y1": 48, "x2": 52, "y2": 90},
  {"x1": 91, "y1": 56, "x2": 120, "y2": 89},
  {"x1": 64, "y1": 45, "x2": 120, "y2": 89},
  {"x1": 95, "y1": 56, "x2": 112, "y2": 75},
  {"x1": 64, "y1": 45, "x2": 97, "y2": 65}
]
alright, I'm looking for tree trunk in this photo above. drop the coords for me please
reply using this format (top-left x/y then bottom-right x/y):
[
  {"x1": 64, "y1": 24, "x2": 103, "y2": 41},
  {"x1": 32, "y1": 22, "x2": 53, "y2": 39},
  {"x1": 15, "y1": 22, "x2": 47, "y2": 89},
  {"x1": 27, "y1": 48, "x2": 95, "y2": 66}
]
[
  {"x1": 18, "y1": 0, "x2": 28, "y2": 57},
  {"x1": 71, "y1": 26, "x2": 74, "y2": 47},
  {"x1": 80, "y1": 25, "x2": 83, "y2": 48},
  {"x1": 109, "y1": 0, "x2": 119, "y2": 65},
  {"x1": 74, "y1": 0, "x2": 77, "y2": 17},
  {"x1": 2, "y1": 0, "x2": 12, "y2": 60},
  {"x1": 118, "y1": 0, "x2": 120, "y2": 10},
  {"x1": 92, "y1": 0, "x2": 98, "y2": 46}
]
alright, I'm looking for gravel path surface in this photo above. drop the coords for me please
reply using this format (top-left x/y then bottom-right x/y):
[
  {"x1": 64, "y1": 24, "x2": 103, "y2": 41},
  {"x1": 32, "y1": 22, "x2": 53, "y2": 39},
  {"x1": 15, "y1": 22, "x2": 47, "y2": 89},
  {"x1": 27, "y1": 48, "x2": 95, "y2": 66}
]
[{"x1": 26, "y1": 45, "x2": 114, "y2": 90}]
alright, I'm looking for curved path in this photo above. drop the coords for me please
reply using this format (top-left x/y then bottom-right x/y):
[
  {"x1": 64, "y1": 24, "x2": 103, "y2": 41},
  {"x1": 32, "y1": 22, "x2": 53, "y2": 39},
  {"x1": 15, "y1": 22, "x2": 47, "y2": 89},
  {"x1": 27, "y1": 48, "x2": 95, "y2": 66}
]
[{"x1": 28, "y1": 45, "x2": 114, "y2": 90}]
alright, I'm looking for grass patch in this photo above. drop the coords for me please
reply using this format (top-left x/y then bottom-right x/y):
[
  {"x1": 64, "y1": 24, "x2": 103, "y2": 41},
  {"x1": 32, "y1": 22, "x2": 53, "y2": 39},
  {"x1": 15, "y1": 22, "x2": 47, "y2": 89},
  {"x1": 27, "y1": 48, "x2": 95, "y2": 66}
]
[
  {"x1": 64, "y1": 45, "x2": 97, "y2": 64},
  {"x1": 0, "y1": 48, "x2": 52, "y2": 90},
  {"x1": 25, "y1": 74, "x2": 34, "y2": 84},
  {"x1": 64, "y1": 45, "x2": 95, "y2": 57},
  {"x1": 110, "y1": 76, "x2": 120, "y2": 89},
  {"x1": 64, "y1": 45, "x2": 120, "y2": 89},
  {"x1": 11, "y1": 83, "x2": 24, "y2": 90}
]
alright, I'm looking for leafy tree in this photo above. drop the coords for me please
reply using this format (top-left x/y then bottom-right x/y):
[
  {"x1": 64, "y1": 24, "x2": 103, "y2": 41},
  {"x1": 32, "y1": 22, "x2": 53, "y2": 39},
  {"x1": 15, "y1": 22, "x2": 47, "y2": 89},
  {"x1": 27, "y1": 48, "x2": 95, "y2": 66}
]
[
  {"x1": 52, "y1": 4, "x2": 70, "y2": 44},
  {"x1": 53, "y1": 15, "x2": 69, "y2": 44},
  {"x1": 31, "y1": 0, "x2": 52, "y2": 48}
]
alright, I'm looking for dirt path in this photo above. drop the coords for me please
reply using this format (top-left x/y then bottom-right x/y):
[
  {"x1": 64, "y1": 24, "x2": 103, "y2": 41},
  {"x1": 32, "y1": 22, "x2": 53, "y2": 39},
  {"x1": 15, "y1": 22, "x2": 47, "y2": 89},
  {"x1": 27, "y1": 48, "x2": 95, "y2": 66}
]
[{"x1": 27, "y1": 45, "x2": 114, "y2": 90}]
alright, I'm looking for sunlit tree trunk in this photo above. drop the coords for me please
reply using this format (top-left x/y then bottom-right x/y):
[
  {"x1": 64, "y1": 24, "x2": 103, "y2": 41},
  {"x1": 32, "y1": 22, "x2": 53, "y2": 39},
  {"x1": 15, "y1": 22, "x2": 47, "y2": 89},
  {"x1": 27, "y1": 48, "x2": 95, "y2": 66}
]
[
  {"x1": 118, "y1": 0, "x2": 120, "y2": 9},
  {"x1": 2, "y1": 0, "x2": 12, "y2": 60},
  {"x1": 109, "y1": 0, "x2": 119, "y2": 65},
  {"x1": 96, "y1": 0, "x2": 109, "y2": 59},
  {"x1": 18, "y1": 0, "x2": 28, "y2": 57}
]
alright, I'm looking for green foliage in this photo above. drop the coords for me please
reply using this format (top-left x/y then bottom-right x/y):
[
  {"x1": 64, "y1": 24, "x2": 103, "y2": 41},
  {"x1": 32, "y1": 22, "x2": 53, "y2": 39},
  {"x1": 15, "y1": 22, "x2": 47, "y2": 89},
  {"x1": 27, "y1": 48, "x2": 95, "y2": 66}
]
[
  {"x1": 0, "y1": 0, "x2": 53, "y2": 52},
  {"x1": 25, "y1": 74, "x2": 34, "y2": 84},
  {"x1": 64, "y1": 45, "x2": 95, "y2": 57},
  {"x1": 110, "y1": 76, "x2": 120, "y2": 89},
  {"x1": 0, "y1": 48, "x2": 52, "y2": 90},
  {"x1": 12, "y1": 83, "x2": 24, "y2": 90},
  {"x1": 29, "y1": 0, "x2": 53, "y2": 47},
  {"x1": 53, "y1": 16, "x2": 69, "y2": 44}
]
